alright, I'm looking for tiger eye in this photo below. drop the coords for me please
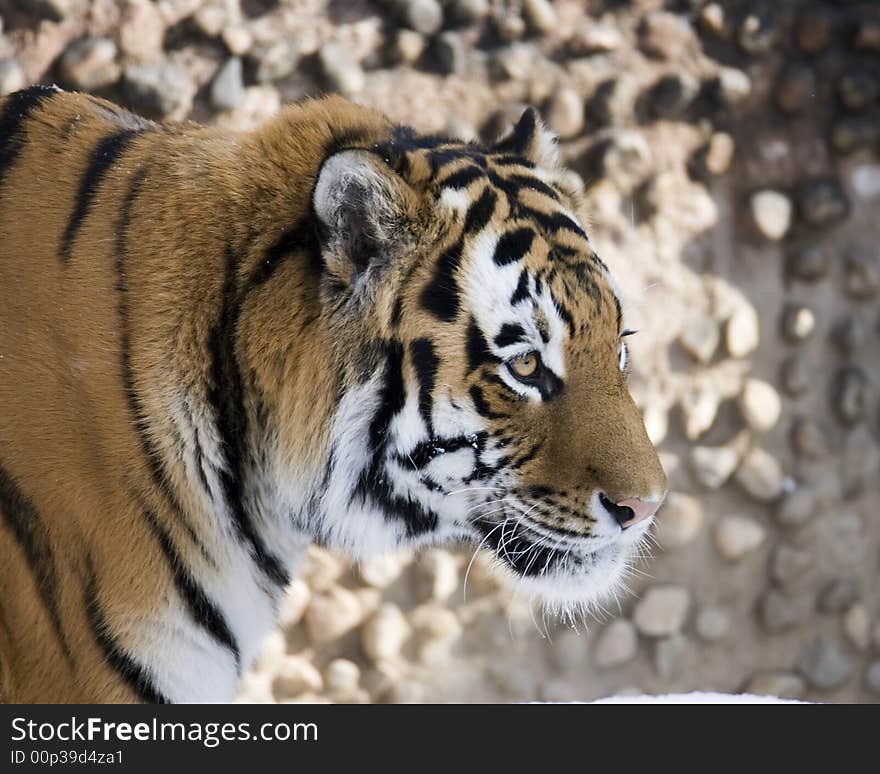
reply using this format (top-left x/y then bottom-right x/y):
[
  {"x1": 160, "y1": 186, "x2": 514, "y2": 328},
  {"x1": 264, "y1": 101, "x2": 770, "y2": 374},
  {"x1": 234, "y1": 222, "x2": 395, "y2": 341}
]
[{"x1": 510, "y1": 352, "x2": 539, "y2": 379}]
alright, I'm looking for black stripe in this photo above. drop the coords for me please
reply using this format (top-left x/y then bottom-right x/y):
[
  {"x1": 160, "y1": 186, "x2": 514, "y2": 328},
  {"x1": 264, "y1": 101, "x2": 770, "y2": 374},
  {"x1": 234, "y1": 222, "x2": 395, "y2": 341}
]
[
  {"x1": 508, "y1": 174, "x2": 560, "y2": 200},
  {"x1": 410, "y1": 339, "x2": 439, "y2": 436},
  {"x1": 420, "y1": 240, "x2": 462, "y2": 322},
  {"x1": 0, "y1": 461, "x2": 73, "y2": 665},
  {"x1": 464, "y1": 188, "x2": 497, "y2": 233},
  {"x1": 439, "y1": 165, "x2": 484, "y2": 190},
  {"x1": 465, "y1": 317, "x2": 496, "y2": 373},
  {"x1": 82, "y1": 554, "x2": 169, "y2": 704},
  {"x1": 368, "y1": 341, "x2": 406, "y2": 453},
  {"x1": 248, "y1": 219, "x2": 320, "y2": 289},
  {"x1": 553, "y1": 298, "x2": 576, "y2": 338},
  {"x1": 511, "y1": 270, "x2": 530, "y2": 305},
  {"x1": 115, "y1": 164, "x2": 211, "y2": 562},
  {"x1": 60, "y1": 129, "x2": 141, "y2": 263},
  {"x1": 207, "y1": 246, "x2": 289, "y2": 588},
  {"x1": 494, "y1": 228, "x2": 534, "y2": 266},
  {"x1": 494, "y1": 322, "x2": 526, "y2": 349},
  {"x1": 134, "y1": 490, "x2": 240, "y2": 669},
  {"x1": 468, "y1": 385, "x2": 508, "y2": 420},
  {"x1": 0, "y1": 85, "x2": 57, "y2": 190}
]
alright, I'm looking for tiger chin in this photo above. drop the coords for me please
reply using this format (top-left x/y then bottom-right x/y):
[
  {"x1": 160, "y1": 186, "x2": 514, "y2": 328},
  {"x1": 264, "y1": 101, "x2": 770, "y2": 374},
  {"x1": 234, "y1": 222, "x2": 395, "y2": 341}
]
[{"x1": 0, "y1": 86, "x2": 666, "y2": 703}]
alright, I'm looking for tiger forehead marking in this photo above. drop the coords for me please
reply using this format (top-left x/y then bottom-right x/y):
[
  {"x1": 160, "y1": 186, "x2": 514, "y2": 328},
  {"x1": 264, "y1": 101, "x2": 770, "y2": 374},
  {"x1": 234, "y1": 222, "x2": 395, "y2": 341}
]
[{"x1": 0, "y1": 88, "x2": 665, "y2": 703}]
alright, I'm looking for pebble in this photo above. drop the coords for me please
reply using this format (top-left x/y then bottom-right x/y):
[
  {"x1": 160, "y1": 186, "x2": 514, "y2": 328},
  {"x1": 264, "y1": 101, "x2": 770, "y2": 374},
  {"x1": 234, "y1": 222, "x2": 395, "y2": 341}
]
[
  {"x1": 418, "y1": 549, "x2": 459, "y2": 602},
  {"x1": 831, "y1": 366, "x2": 869, "y2": 425},
  {"x1": 841, "y1": 426, "x2": 880, "y2": 498},
  {"x1": 796, "y1": 9, "x2": 833, "y2": 53},
  {"x1": 746, "y1": 673, "x2": 806, "y2": 700},
  {"x1": 771, "y1": 544, "x2": 813, "y2": 586},
  {"x1": 780, "y1": 353, "x2": 811, "y2": 396},
  {"x1": 797, "y1": 179, "x2": 849, "y2": 228},
  {"x1": 119, "y1": 0, "x2": 165, "y2": 62},
  {"x1": 360, "y1": 553, "x2": 409, "y2": 589},
  {"x1": 567, "y1": 20, "x2": 622, "y2": 56},
  {"x1": 59, "y1": 37, "x2": 120, "y2": 91},
  {"x1": 0, "y1": 59, "x2": 25, "y2": 96},
  {"x1": 319, "y1": 42, "x2": 365, "y2": 95},
  {"x1": 689, "y1": 432, "x2": 748, "y2": 490},
  {"x1": 194, "y1": 2, "x2": 226, "y2": 37},
  {"x1": 405, "y1": 0, "x2": 443, "y2": 36},
  {"x1": 553, "y1": 628, "x2": 587, "y2": 670},
  {"x1": 695, "y1": 607, "x2": 731, "y2": 642},
  {"x1": 654, "y1": 492, "x2": 703, "y2": 548},
  {"x1": 843, "y1": 605, "x2": 871, "y2": 652},
  {"x1": 788, "y1": 245, "x2": 830, "y2": 282},
  {"x1": 679, "y1": 314, "x2": 719, "y2": 364},
  {"x1": 851, "y1": 164, "x2": 880, "y2": 200},
  {"x1": 867, "y1": 663, "x2": 880, "y2": 695},
  {"x1": 761, "y1": 589, "x2": 805, "y2": 632},
  {"x1": 450, "y1": 0, "x2": 489, "y2": 24},
  {"x1": 299, "y1": 547, "x2": 343, "y2": 592},
  {"x1": 594, "y1": 619, "x2": 638, "y2": 668},
  {"x1": 544, "y1": 88, "x2": 583, "y2": 139},
  {"x1": 738, "y1": 10, "x2": 778, "y2": 55},
  {"x1": 210, "y1": 57, "x2": 243, "y2": 111},
  {"x1": 790, "y1": 417, "x2": 832, "y2": 459},
  {"x1": 831, "y1": 116, "x2": 880, "y2": 154},
  {"x1": 522, "y1": 0, "x2": 557, "y2": 34},
  {"x1": 411, "y1": 606, "x2": 462, "y2": 665},
  {"x1": 726, "y1": 304, "x2": 759, "y2": 358},
  {"x1": 252, "y1": 630, "x2": 286, "y2": 673},
  {"x1": 250, "y1": 41, "x2": 300, "y2": 83},
  {"x1": 699, "y1": 3, "x2": 728, "y2": 39},
  {"x1": 775, "y1": 486, "x2": 817, "y2": 529},
  {"x1": 591, "y1": 130, "x2": 652, "y2": 190},
  {"x1": 394, "y1": 29, "x2": 425, "y2": 65},
  {"x1": 304, "y1": 586, "x2": 363, "y2": 643},
  {"x1": 818, "y1": 578, "x2": 860, "y2": 614},
  {"x1": 681, "y1": 389, "x2": 720, "y2": 440},
  {"x1": 844, "y1": 250, "x2": 880, "y2": 299},
  {"x1": 649, "y1": 72, "x2": 698, "y2": 119},
  {"x1": 17, "y1": 0, "x2": 71, "y2": 21},
  {"x1": 272, "y1": 655, "x2": 324, "y2": 698},
  {"x1": 361, "y1": 603, "x2": 411, "y2": 663},
  {"x1": 855, "y1": 21, "x2": 880, "y2": 51},
  {"x1": 493, "y1": 13, "x2": 526, "y2": 42},
  {"x1": 780, "y1": 304, "x2": 815, "y2": 342},
  {"x1": 588, "y1": 76, "x2": 637, "y2": 128},
  {"x1": 735, "y1": 446, "x2": 785, "y2": 502},
  {"x1": 713, "y1": 66, "x2": 752, "y2": 106},
  {"x1": 633, "y1": 586, "x2": 690, "y2": 637},
  {"x1": 324, "y1": 659, "x2": 362, "y2": 699},
  {"x1": 122, "y1": 61, "x2": 195, "y2": 119},
  {"x1": 714, "y1": 515, "x2": 766, "y2": 560},
  {"x1": 703, "y1": 132, "x2": 735, "y2": 176},
  {"x1": 654, "y1": 634, "x2": 686, "y2": 681},
  {"x1": 739, "y1": 379, "x2": 782, "y2": 431},
  {"x1": 222, "y1": 25, "x2": 252, "y2": 56},
  {"x1": 639, "y1": 11, "x2": 697, "y2": 60},
  {"x1": 750, "y1": 189, "x2": 792, "y2": 240},
  {"x1": 278, "y1": 578, "x2": 311, "y2": 628},
  {"x1": 797, "y1": 635, "x2": 853, "y2": 690},
  {"x1": 837, "y1": 69, "x2": 879, "y2": 111},
  {"x1": 435, "y1": 31, "x2": 467, "y2": 76},
  {"x1": 775, "y1": 62, "x2": 816, "y2": 114}
]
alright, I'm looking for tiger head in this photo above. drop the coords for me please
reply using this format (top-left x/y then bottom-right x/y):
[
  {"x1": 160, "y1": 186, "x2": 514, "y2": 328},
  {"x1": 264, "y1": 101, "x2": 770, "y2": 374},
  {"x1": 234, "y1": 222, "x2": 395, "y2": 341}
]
[{"x1": 304, "y1": 108, "x2": 666, "y2": 616}]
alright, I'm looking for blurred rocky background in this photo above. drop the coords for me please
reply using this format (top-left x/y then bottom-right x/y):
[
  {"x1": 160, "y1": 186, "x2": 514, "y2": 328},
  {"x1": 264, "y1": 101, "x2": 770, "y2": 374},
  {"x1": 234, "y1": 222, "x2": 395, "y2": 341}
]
[{"x1": 1, "y1": 0, "x2": 878, "y2": 703}]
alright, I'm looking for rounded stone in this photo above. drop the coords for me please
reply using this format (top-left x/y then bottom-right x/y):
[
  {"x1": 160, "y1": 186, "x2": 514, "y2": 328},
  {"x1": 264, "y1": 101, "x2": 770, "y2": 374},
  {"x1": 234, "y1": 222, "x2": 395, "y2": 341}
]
[
  {"x1": 360, "y1": 552, "x2": 409, "y2": 589},
  {"x1": 435, "y1": 31, "x2": 467, "y2": 76},
  {"x1": 735, "y1": 447, "x2": 785, "y2": 502},
  {"x1": 855, "y1": 21, "x2": 880, "y2": 51},
  {"x1": 796, "y1": 9, "x2": 833, "y2": 53},
  {"x1": 775, "y1": 487, "x2": 817, "y2": 529},
  {"x1": 250, "y1": 40, "x2": 300, "y2": 83},
  {"x1": 843, "y1": 605, "x2": 871, "y2": 652},
  {"x1": 689, "y1": 432, "x2": 748, "y2": 490},
  {"x1": 553, "y1": 628, "x2": 588, "y2": 671},
  {"x1": 634, "y1": 586, "x2": 690, "y2": 637},
  {"x1": 713, "y1": 66, "x2": 752, "y2": 105},
  {"x1": 695, "y1": 606, "x2": 731, "y2": 642},
  {"x1": 122, "y1": 61, "x2": 195, "y2": 119},
  {"x1": 738, "y1": 10, "x2": 778, "y2": 55},
  {"x1": 319, "y1": 42, "x2": 365, "y2": 95},
  {"x1": 771, "y1": 544, "x2": 813, "y2": 586},
  {"x1": 639, "y1": 11, "x2": 697, "y2": 60},
  {"x1": 591, "y1": 130, "x2": 652, "y2": 190},
  {"x1": 654, "y1": 634, "x2": 686, "y2": 681},
  {"x1": 594, "y1": 619, "x2": 638, "y2": 668},
  {"x1": 714, "y1": 515, "x2": 766, "y2": 560},
  {"x1": 649, "y1": 72, "x2": 699, "y2": 119},
  {"x1": 746, "y1": 672, "x2": 806, "y2": 700},
  {"x1": 361, "y1": 603, "x2": 411, "y2": 663},
  {"x1": 844, "y1": 250, "x2": 880, "y2": 299},
  {"x1": 797, "y1": 179, "x2": 849, "y2": 228},
  {"x1": 654, "y1": 492, "x2": 703, "y2": 548},
  {"x1": 780, "y1": 304, "x2": 815, "y2": 342},
  {"x1": 210, "y1": 57, "x2": 244, "y2": 111},
  {"x1": 394, "y1": 29, "x2": 425, "y2": 65},
  {"x1": 817, "y1": 578, "x2": 860, "y2": 614},
  {"x1": 299, "y1": 547, "x2": 344, "y2": 592},
  {"x1": 0, "y1": 59, "x2": 25, "y2": 96},
  {"x1": 775, "y1": 62, "x2": 816, "y2": 115},
  {"x1": 780, "y1": 353, "x2": 811, "y2": 396},
  {"x1": 831, "y1": 116, "x2": 880, "y2": 154},
  {"x1": 405, "y1": 0, "x2": 443, "y2": 36},
  {"x1": 272, "y1": 655, "x2": 324, "y2": 698},
  {"x1": 703, "y1": 132, "x2": 735, "y2": 176},
  {"x1": 418, "y1": 549, "x2": 459, "y2": 602},
  {"x1": 797, "y1": 636, "x2": 853, "y2": 690},
  {"x1": 59, "y1": 36, "x2": 120, "y2": 91},
  {"x1": 726, "y1": 305, "x2": 759, "y2": 358},
  {"x1": 761, "y1": 589, "x2": 805, "y2": 632},
  {"x1": 522, "y1": 0, "x2": 557, "y2": 34},
  {"x1": 837, "y1": 69, "x2": 879, "y2": 111},
  {"x1": 739, "y1": 379, "x2": 782, "y2": 431},
  {"x1": 679, "y1": 314, "x2": 720, "y2": 364},
  {"x1": 851, "y1": 165, "x2": 880, "y2": 200},
  {"x1": 841, "y1": 426, "x2": 880, "y2": 498},
  {"x1": 866, "y1": 663, "x2": 880, "y2": 695},
  {"x1": 278, "y1": 578, "x2": 311, "y2": 628},
  {"x1": 790, "y1": 417, "x2": 832, "y2": 460},
  {"x1": 324, "y1": 659, "x2": 361, "y2": 695},
  {"x1": 831, "y1": 366, "x2": 870, "y2": 425},
  {"x1": 750, "y1": 189, "x2": 792, "y2": 241},
  {"x1": 787, "y1": 245, "x2": 830, "y2": 282},
  {"x1": 544, "y1": 88, "x2": 584, "y2": 139},
  {"x1": 588, "y1": 76, "x2": 638, "y2": 128},
  {"x1": 304, "y1": 586, "x2": 363, "y2": 644}
]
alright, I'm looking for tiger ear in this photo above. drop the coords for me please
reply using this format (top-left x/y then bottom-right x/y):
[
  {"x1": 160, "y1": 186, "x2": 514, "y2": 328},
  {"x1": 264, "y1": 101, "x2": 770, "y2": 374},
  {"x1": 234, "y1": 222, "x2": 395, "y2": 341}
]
[
  {"x1": 313, "y1": 149, "x2": 411, "y2": 285},
  {"x1": 492, "y1": 106, "x2": 561, "y2": 169}
]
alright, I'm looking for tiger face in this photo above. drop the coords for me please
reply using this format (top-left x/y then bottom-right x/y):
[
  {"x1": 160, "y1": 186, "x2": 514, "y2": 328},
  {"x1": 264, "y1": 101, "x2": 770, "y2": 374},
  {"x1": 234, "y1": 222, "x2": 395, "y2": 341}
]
[{"x1": 307, "y1": 109, "x2": 666, "y2": 616}]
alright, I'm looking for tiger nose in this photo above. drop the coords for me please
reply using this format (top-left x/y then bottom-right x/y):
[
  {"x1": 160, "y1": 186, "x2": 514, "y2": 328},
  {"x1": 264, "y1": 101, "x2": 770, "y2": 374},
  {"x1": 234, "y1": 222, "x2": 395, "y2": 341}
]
[{"x1": 601, "y1": 493, "x2": 666, "y2": 529}]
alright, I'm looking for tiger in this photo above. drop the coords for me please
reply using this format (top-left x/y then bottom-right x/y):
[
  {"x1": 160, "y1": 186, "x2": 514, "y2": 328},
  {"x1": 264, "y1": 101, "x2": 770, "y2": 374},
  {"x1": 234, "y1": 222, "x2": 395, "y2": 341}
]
[{"x1": 0, "y1": 85, "x2": 666, "y2": 703}]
